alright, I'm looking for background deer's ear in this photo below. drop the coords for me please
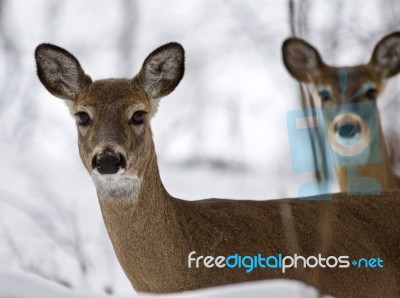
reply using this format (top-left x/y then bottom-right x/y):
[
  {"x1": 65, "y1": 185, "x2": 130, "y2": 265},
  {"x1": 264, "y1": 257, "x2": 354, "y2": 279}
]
[
  {"x1": 369, "y1": 32, "x2": 400, "y2": 79},
  {"x1": 282, "y1": 38, "x2": 325, "y2": 82},
  {"x1": 35, "y1": 44, "x2": 92, "y2": 101},
  {"x1": 134, "y1": 42, "x2": 185, "y2": 103}
]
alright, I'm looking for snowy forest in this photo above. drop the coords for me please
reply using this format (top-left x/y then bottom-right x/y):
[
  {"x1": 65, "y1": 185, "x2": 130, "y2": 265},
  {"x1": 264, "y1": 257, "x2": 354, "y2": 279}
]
[{"x1": 1, "y1": 0, "x2": 400, "y2": 296}]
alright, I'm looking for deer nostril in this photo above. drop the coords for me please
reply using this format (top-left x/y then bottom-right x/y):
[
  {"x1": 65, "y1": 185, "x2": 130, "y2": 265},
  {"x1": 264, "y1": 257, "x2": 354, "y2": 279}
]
[
  {"x1": 118, "y1": 154, "x2": 126, "y2": 169},
  {"x1": 338, "y1": 122, "x2": 361, "y2": 139},
  {"x1": 94, "y1": 154, "x2": 122, "y2": 175},
  {"x1": 91, "y1": 155, "x2": 98, "y2": 170}
]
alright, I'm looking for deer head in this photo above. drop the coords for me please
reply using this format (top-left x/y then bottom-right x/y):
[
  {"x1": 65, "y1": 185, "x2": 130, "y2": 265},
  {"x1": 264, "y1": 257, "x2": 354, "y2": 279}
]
[
  {"x1": 282, "y1": 32, "x2": 400, "y2": 153},
  {"x1": 282, "y1": 32, "x2": 400, "y2": 190},
  {"x1": 35, "y1": 43, "x2": 185, "y2": 199}
]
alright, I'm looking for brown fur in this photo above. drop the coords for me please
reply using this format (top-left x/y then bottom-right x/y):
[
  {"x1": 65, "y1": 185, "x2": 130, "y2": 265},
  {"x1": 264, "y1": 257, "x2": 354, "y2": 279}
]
[
  {"x1": 282, "y1": 32, "x2": 400, "y2": 192},
  {"x1": 101, "y1": 171, "x2": 400, "y2": 296},
  {"x1": 35, "y1": 43, "x2": 400, "y2": 297}
]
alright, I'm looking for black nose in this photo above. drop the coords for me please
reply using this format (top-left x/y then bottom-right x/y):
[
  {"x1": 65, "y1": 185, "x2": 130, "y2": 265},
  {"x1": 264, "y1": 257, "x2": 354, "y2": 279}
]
[
  {"x1": 93, "y1": 154, "x2": 124, "y2": 175},
  {"x1": 338, "y1": 122, "x2": 360, "y2": 139}
]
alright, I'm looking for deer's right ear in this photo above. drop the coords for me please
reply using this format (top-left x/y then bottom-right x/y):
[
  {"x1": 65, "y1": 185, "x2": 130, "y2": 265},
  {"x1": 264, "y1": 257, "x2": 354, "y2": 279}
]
[
  {"x1": 282, "y1": 38, "x2": 325, "y2": 82},
  {"x1": 134, "y1": 42, "x2": 185, "y2": 100},
  {"x1": 35, "y1": 44, "x2": 92, "y2": 101}
]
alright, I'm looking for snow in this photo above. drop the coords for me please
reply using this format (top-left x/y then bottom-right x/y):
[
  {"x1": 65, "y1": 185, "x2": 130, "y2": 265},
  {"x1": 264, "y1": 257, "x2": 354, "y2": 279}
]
[{"x1": 0, "y1": 271, "x2": 329, "y2": 298}]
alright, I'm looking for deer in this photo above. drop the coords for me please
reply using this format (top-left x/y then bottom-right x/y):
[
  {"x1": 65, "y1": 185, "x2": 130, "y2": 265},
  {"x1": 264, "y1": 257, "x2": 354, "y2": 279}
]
[
  {"x1": 35, "y1": 42, "x2": 400, "y2": 297},
  {"x1": 282, "y1": 32, "x2": 400, "y2": 193}
]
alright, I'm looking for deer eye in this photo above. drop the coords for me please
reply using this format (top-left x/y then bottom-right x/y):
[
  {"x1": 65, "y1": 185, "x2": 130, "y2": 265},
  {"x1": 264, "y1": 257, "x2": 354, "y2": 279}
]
[
  {"x1": 365, "y1": 88, "x2": 377, "y2": 100},
  {"x1": 75, "y1": 112, "x2": 91, "y2": 126},
  {"x1": 130, "y1": 111, "x2": 146, "y2": 125},
  {"x1": 319, "y1": 90, "x2": 332, "y2": 102}
]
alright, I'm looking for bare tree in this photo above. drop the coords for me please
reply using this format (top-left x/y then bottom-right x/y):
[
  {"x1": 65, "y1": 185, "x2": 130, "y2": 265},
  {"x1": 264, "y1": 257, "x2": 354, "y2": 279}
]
[{"x1": 119, "y1": 0, "x2": 138, "y2": 76}]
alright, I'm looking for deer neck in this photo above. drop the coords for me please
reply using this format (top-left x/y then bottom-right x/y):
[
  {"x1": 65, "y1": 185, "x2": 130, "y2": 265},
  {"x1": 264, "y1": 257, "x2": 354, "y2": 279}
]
[
  {"x1": 336, "y1": 120, "x2": 399, "y2": 191},
  {"x1": 95, "y1": 143, "x2": 187, "y2": 291}
]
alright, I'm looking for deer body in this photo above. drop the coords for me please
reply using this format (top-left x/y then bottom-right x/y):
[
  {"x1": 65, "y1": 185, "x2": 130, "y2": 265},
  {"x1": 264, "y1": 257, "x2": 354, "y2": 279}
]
[
  {"x1": 282, "y1": 32, "x2": 400, "y2": 192},
  {"x1": 100, "y1": 170, "x2": 400, "y2": 296},
  {"x1": 35, "y1": 42, "x2": 400, "y2": 297}
]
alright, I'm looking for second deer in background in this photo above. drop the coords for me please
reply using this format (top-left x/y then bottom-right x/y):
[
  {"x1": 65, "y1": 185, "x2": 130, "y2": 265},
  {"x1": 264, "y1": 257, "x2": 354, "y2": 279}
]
[{"x1": 282, "y1": 32, "x2": 400, "y2": 193}]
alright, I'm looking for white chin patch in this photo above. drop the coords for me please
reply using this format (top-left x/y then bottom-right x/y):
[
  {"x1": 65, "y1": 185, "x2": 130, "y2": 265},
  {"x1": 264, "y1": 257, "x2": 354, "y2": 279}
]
[
  {"x1": 91, "y1": 170, "x2": 141, "y2": 200},
  {"x1": 93, "y1": 168, "x2": 125, "y2": 182}
]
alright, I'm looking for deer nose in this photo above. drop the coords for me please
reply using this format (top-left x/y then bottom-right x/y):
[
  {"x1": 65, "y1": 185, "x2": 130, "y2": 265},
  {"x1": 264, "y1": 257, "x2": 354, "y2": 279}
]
[
  {"x1": 337, "y1": 122, "x2": 361, "y2": 139},
  {"x1": 92, "y1": 154, "x2": 125, "y2": 175}
]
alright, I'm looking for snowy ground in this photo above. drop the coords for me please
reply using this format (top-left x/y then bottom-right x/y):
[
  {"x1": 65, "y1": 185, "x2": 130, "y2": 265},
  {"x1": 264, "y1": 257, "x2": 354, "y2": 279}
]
[{"x1": 0, "y1": 271, "x2": 329, "y2": 298}]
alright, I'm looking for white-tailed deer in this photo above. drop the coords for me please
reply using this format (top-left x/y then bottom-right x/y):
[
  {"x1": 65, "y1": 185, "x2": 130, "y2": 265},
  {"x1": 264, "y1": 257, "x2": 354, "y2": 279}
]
[
  {"x1": 282, "y1": 32, "x2": 400, "y2": 193},
  {"x1": 35, "y1": 43, "x2": 400, "y2": 297}
]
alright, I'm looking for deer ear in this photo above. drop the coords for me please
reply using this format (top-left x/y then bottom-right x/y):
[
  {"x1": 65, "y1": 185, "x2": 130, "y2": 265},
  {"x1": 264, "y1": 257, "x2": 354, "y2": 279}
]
[
  {"x1": 134, "y1": 42, "x2": 185, "y2": 100},
  {"x1": 282, "y1": 38, "x2": 325, "y2": 82},
  {"x1": 369, "y1": 32, "x2": 400, "y2": 79},
  {"x1": 35, "y1": 43, "x2": 92, "y2": 101}
]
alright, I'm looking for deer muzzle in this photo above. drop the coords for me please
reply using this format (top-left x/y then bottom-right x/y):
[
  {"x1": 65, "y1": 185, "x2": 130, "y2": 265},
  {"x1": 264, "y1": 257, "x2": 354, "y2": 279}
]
[{"x1": 327, "y1": 113, "x2": 370, "y2": 157}]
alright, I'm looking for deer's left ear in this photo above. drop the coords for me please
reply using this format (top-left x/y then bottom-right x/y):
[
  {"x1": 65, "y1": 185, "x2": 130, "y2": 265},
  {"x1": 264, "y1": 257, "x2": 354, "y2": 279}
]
[
  {"x1": 134, "y1": 42, "x2": 185, "y2": 105},
  {"x1": 369, "y1": 32, "x2": 400, "y2": 79}
]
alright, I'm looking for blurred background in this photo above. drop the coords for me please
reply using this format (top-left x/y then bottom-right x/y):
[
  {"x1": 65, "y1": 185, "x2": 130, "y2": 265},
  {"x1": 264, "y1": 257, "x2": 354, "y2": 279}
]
[{"x1": 1, "y1": 0, "x2": 400, "y2": 295}]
